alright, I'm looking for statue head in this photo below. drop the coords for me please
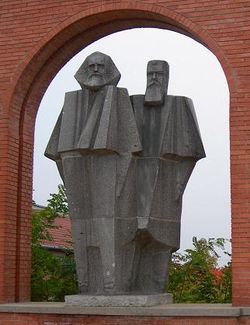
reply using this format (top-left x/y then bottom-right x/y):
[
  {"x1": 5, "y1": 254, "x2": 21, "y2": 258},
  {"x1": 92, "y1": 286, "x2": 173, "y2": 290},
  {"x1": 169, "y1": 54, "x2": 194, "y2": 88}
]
[
  {"x1": 144, "y1": 60, "x2": 169, "y2": 106},
  {"x1": 74, "y1": 52, "x2": 121, "y2": 91}
]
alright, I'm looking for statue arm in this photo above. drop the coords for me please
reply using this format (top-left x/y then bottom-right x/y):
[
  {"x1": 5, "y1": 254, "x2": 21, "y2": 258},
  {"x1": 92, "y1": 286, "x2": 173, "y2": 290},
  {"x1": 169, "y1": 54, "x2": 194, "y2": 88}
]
[
  {"x1": 162, "y1": 96, "x2": 206, "y2": 160},
  {"x1": 44, "y1": 111, "x2": 63, "y2": 161},
  {"x1": 55, "y1": 159, "x2": 65, "y2": 183},
  {"x1": 175, "y1": 159, "x2": 196, "y2": 200},
  {"x1": 117, "y1": 88, "x2": 142, "y2": 153}
]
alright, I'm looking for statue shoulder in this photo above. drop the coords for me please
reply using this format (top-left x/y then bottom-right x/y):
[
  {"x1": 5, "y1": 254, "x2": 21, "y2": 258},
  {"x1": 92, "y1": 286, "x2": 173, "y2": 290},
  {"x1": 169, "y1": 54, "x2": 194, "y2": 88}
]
[
  {"x1": 116, "y1": 87, "x2": 130, "y2": 97},
  {"x1": 116, "y1": 87, "x2": 133, "y2": 107},
  {"x1": 130, "y1": 93, "x2": 144, "y2": 101},
  {"x1": 64, "y1": 89, "x2": 82, "y2": 99},
  {"x1": 62, "y1": 89, "x2": 85, "y2": 109},
  {"x1": 166, "y1": 94, "x2": 192, "y2": 102},
  {"x1": 165, "y1": 95, "x2": 196, "y2": 115},
  {"x1": 130, "y1": 95, "x2": 144, "y2": 112},
  {"x1": 64, "y1": 89, "x2": 82, "y2": 96}
]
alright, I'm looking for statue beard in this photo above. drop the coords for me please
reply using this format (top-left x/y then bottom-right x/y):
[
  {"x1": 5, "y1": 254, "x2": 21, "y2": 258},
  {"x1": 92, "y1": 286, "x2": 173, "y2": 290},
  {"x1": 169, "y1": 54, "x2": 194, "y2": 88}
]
[
  {"x1": 83, "y1": 73, "x2": 106, "y2": 91},
  {"x1": 144, "y1": 82, "x2": 164, "y2": 106}
]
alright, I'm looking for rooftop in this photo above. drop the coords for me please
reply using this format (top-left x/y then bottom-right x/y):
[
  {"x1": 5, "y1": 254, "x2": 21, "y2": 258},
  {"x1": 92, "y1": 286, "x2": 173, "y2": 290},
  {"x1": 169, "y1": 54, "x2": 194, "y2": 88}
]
[{"x1": 41, "y1": 216, "x2": 72, "y2": 250}]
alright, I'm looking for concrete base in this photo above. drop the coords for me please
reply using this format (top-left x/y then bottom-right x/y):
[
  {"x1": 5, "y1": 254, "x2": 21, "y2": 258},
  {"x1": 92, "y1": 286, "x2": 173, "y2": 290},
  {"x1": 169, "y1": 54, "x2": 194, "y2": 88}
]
[
  {"x1": 0, "y1": 304, "x2": 250, "y2": 325},
  {"x1": 65, "y1": 293, "x2": 173, "y2": 307},
  {"x1": 0, "y1": 302, "x2": 245, "y2": 317}
]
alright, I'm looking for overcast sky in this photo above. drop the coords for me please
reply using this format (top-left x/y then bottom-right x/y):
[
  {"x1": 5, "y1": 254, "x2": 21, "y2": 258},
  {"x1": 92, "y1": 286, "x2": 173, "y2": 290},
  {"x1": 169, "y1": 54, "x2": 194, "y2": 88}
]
[{"x1": 33, "y1": 28, "x2": 231, "y2": 260}]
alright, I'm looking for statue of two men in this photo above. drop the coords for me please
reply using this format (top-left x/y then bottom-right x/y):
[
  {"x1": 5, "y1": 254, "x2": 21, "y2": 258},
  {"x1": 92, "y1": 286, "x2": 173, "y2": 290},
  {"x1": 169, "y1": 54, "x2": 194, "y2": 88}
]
[{"x1": 45, "y1": 52, "x2": 205, "y2": 296}]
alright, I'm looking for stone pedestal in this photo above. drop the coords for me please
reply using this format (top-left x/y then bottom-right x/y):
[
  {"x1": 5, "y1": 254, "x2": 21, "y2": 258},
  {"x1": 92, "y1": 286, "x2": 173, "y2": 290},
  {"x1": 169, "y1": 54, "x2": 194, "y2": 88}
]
[{"x1": 65, "y1": 293, "x2": 173, "y2": 307}]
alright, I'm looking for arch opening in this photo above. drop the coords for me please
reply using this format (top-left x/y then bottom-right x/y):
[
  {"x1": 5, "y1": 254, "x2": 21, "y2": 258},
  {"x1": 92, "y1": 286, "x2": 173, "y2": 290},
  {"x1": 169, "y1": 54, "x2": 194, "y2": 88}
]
[{"x1": 34, "y1": 27, "x2": 231, "y2": 261}]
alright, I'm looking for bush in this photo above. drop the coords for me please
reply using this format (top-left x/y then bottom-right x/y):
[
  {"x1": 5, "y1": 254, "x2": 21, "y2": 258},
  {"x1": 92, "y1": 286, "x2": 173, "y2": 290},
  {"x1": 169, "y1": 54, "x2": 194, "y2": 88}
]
[{"x1": 168, "y1": 237, "x2": 232, "y2": 303}]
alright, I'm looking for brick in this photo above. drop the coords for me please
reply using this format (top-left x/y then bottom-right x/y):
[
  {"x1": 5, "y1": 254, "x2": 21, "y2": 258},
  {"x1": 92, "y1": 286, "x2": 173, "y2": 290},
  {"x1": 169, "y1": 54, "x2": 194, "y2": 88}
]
[
  {"x1": 0, "y1": 314, "x2": 244, "y2": 325},
  {"x1": 0, "y1": 0, "x2": 249, "y2": 306}
]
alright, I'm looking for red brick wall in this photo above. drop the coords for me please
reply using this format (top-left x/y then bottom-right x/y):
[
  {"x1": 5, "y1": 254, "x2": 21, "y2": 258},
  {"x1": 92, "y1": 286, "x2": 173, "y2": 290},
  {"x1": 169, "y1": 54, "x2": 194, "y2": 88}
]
[
  {"x1": 0, "y1": 0, "x2": 249, "y2": 305},
  {"x1": 0, "y1": 313, "x2": 247, "y2": 325}
]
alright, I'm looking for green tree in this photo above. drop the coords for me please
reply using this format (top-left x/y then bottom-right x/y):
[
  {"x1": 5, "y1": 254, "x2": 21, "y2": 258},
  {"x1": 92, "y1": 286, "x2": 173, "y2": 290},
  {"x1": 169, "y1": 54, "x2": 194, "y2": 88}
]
[
  {"x1": 168, "y1": 237, "x2": 232, "y2": 303},
  {"x1": 46, "y1": 184, "x2": 69, "y2": 216},
  {"x1": 31, "y1": 185, "x2": 77, "y2": 301}
]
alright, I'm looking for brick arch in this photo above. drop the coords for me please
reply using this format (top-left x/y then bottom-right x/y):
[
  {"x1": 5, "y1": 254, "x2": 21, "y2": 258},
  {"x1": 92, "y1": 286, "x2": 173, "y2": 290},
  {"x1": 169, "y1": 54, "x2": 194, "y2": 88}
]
[
  {"x1": 0, "y1": 1, "x2": 241, "y2": 304},
  {"x1": 9, "y1": 2, "x2": 235, "y2": 117}
]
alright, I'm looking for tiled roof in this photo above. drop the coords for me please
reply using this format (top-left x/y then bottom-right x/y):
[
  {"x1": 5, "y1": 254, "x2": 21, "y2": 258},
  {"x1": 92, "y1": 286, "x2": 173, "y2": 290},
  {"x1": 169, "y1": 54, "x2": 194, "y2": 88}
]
[{"x1": 41, "y1": 216, "x2": 72, "y2": 250}]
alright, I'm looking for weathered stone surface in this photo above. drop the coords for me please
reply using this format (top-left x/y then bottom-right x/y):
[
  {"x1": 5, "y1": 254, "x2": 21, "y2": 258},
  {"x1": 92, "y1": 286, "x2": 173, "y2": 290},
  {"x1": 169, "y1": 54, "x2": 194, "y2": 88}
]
[
  {"x1": 45, "y1": 54, "x2": 205, "y2": 302},
  {"x1": 130, "y1": 60, "x2": 205, "y2": 293},
  {"x1": 45, "y1": 52, "x2": 142, "y2": 296},
  {"x1": 65, "y1": 293, "x2": 173, "y2": 307},
  {"x1": 0, "y1": 303, "x2": 241, "y2": 317}
]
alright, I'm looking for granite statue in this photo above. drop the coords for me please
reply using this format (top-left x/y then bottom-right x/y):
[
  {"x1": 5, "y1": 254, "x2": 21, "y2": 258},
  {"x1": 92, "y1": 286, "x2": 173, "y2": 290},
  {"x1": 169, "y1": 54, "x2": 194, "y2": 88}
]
[
  {"x1": 45, "y1": 53, "x2": 205, "y2": 304},
  {"x1": 130, "y1": 60, "x2": 206, "y2": 293},
  {"x1": 45, "y1": 52, "x2": 142, "y2": 295}
]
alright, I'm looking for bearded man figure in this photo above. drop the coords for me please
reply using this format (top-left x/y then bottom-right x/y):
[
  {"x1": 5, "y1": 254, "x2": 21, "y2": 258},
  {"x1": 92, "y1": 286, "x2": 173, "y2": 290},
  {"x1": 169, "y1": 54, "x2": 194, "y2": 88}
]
[
  {"x1": 131, "y1": 60, "x2": 206, "y2": 294},
  {"x1": 45, "y1": 52, "x2": 141, "y2": 295}
]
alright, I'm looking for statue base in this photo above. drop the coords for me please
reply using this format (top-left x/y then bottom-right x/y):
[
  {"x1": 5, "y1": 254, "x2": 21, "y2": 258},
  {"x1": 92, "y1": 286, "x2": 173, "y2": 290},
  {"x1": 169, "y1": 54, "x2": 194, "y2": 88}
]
[{"x1": 65, "y1": 293, "x2": 173, "y2": 307}]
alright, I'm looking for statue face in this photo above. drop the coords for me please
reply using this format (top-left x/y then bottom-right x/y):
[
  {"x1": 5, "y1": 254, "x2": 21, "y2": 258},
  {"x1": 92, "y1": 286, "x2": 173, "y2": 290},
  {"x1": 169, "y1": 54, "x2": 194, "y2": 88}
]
[
  {"x1": 147, "y1": 62, "x2": 165, "y2": 89},
  {"x1": 85, "y1": 53, "x2": 106, "y2": 89},
  {"x1": 144, "y1": 60, "x2": 169, "y2": 106},
  {"x1": 74, "y1": 52, "x2": 121, "y2": 91}
]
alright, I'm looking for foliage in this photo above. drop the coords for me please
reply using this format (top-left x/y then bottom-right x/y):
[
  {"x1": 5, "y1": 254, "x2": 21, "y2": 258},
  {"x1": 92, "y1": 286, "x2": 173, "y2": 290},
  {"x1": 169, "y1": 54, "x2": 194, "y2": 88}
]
[
  {"x1": 46, "y1": 184, "x2": 69, "y2": 216},
  {"x1": 32, "y1": 184, "x2": 68, "y2": 247},
  {"x1": 31, "y1": 185, "x2": 77, "y2": 302},
  {"x1": 31, "y1": 246, "x2": 77, "y2": 301},
  {"x1": 168, "y1": 237, "x2": 232, "y2": 303}
]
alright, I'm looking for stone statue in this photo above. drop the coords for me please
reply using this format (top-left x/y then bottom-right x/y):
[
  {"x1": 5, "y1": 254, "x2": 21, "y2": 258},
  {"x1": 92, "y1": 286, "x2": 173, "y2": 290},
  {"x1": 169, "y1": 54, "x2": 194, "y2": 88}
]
[
  {"x1": 130, "y1": 60, "x2": 206, "y2": 293},
  {"x1": 45, "y1": 52, "x2": 142, "y2": 295},
  {"x1": 45, "y1": 54, "x2": 205, "y2": 306}
]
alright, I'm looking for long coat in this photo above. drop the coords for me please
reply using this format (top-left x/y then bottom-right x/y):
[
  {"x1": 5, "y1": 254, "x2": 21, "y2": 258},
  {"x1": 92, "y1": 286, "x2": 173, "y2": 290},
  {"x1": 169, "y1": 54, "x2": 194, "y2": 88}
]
[{"x1": 131, "y1": 94, "x2": 206, "y2": 251}]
